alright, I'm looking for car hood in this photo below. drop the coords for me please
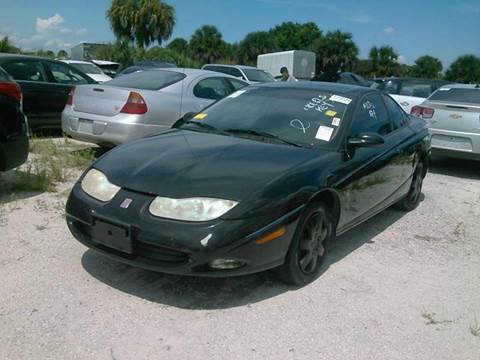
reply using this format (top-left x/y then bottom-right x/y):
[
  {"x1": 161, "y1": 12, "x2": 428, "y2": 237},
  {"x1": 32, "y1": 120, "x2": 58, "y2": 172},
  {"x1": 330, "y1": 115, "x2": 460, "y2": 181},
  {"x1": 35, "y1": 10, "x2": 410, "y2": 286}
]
[{"x1": 93, "y1": 129, "x2": 320, "y2": 201}]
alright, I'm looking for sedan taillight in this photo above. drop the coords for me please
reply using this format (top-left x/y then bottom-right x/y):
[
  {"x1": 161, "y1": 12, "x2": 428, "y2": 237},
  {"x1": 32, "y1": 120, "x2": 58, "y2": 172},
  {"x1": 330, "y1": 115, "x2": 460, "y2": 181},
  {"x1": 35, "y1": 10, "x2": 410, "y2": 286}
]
[
  {"x1": 120, "y1": 91, "x2": 148, "y2": 114},
  {"x1": 411, "y1": 105, "x2": 434, "y2": 119},
  {"x1": 0, "y1": 81, "x2": 22, "y2": 103},
  {"x1": 66, "y1": 87, "x2": 75, "y2": 106}
]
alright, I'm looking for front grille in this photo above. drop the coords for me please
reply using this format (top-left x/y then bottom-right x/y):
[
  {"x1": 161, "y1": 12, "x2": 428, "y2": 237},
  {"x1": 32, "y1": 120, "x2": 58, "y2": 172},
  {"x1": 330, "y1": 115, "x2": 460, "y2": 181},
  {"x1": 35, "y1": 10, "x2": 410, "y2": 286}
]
[{"x1": 135, "y1": 241, "x2": 189, "y2": 265}]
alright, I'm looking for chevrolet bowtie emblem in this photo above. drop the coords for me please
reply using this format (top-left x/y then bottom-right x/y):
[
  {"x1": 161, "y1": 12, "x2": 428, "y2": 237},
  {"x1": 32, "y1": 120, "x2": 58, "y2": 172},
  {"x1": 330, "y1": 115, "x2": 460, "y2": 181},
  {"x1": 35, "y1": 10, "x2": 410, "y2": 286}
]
[
  {"x1": 120, "y1": 198, "x2": 133, "y2": 209},
  {"x1": 450, "y1": 113, "x2": 462, "y2": 119}
]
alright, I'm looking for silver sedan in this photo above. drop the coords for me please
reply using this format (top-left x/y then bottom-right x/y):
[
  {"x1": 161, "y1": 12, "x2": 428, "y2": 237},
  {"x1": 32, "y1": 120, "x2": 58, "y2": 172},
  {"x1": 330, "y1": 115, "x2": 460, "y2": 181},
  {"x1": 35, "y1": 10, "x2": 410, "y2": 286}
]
[
  {"x1": 412, "y1": 84, "x2": 480, "y2": 160},
  {"x1": 62, "y1": 68, "x2": 248, "y2": 146}
]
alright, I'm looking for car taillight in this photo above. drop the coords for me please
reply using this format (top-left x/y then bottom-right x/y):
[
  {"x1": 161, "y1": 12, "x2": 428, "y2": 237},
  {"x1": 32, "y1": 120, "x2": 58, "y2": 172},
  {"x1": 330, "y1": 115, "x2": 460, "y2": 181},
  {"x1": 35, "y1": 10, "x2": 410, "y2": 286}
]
[
  {"x1": 120, "y1": 91, "x2": 148, "y2": 114},
  {"x1": 0, "y1": 81, "x2": 22, "y2": 103},
  {"x1": 66, "y1": 87, "x2": 75, "y2": 106},
  {"x1": 411, "y1": 105, "x2": 434, "y2": 119}
]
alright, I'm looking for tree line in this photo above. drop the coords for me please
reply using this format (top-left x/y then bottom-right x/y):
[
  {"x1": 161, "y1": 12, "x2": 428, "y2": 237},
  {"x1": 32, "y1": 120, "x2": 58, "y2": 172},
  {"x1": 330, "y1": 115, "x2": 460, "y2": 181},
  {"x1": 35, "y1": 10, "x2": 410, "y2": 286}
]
[{"x1": 1, "y1": 0, "x2": 479, "y2": 84}]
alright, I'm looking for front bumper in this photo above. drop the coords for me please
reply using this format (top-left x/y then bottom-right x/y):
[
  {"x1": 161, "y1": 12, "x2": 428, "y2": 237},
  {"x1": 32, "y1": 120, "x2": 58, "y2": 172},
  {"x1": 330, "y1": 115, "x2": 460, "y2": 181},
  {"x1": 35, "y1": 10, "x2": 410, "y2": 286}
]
[
  {"x1": 62, "y1": 110, "x2": 169, "y2": 146},
  {"x1": 66, "y1": 183, "x2": 301, "y2": 277},
  {"x1": 429, "y1": 128, "x2": 480, "y2": 159}
]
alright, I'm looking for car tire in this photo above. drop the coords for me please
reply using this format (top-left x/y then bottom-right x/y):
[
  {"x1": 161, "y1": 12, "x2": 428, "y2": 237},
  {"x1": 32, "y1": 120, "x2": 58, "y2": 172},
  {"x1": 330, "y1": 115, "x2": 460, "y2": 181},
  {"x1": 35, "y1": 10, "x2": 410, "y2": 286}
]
[
  {"x1": 395, "y1": 162, "x2": 424, "y2": 212},
  {"x1": 277, "y1": 202, "x2": 334, "y2": 286}
]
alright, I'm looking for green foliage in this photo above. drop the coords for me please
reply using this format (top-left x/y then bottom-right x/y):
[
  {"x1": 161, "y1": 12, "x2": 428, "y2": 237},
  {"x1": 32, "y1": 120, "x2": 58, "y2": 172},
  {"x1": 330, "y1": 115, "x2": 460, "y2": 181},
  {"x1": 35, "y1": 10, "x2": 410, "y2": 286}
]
[
  {"x1": 92, "y1": 41, "x2": 140, "y2": 67},
  {"x1": 237, "y1": 31, "x2": 276, "y2": 65},
  {"x1": 35, "y1": 50, "x2": 55, "y2": 59},
  {"x1": 107, "y1": 0, "x2": 175, "y2": 48},
  {"x1": 166, "y1": 37, "x2": 188, "y2": 53},
  {"x1": 145, "y1": 47, "x2": 200, "y2": 67},
  {"x1": 411, "y1": 55, "x2": 442, "y2": 79},
  {"x1": 0, "y1": 36, "x2": 20, "y2": 54},
  {"x1": 368, "y1": 45, "x2": 400, "y2": 77},
  {"x1": 314, "y1": 30, "x2": 359, "y2": 81},
  {"x1": 188, "y1": 25, "x2": 229, "y2": 64},
  {"x1": 445, "y1": 54, "x2": 480, "y2": 84},
  {"x1": 270, "y1": 22, "x2": 321, "y2": 51},
  {"x1": 57, "y1": 50, "x2": 69, "y2": 59}
]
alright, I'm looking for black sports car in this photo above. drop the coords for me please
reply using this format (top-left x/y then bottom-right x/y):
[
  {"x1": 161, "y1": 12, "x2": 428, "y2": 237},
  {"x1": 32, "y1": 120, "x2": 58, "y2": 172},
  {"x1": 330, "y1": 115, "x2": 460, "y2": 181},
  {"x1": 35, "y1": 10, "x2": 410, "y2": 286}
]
[{"x1": 66, "y1": 82, "x2": 430, "y2": 285}]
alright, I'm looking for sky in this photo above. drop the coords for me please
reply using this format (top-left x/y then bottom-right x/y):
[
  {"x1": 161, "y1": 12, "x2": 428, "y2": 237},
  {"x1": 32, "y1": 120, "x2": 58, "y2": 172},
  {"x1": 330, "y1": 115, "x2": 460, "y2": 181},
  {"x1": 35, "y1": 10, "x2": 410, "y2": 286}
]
[{"x1": 0, "y1": 0, "x2": 479, "y2": 66}]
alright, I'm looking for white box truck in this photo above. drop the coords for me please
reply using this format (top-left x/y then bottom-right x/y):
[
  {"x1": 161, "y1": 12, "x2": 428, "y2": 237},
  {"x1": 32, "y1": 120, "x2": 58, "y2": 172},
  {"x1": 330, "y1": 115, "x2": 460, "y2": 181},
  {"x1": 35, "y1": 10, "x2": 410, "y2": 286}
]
[{"x1": 257, "y1": 50, "x2": 316, "y2": 80}]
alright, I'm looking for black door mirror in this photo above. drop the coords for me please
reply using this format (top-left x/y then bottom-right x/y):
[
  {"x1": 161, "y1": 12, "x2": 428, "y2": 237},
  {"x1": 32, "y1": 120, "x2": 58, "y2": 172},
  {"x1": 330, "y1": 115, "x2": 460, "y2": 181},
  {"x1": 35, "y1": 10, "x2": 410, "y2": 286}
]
[
  {"x1": 348, "y1": 132, "x2": 385, "y2": 147},
  {"x1": 172, "y1": 112, "x2": 196, "y2": 128}
]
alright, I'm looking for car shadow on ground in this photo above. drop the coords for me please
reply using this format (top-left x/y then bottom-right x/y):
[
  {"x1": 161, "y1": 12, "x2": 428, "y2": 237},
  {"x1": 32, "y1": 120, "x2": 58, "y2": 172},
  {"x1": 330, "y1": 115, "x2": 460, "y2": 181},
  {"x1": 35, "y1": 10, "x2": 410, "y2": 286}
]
[
  {"x1": 81, "y1": 206, "x2": 408, "y2": 310},
  {"x1": 429, "y1": 155, "x2": 480, "y2": 180}
]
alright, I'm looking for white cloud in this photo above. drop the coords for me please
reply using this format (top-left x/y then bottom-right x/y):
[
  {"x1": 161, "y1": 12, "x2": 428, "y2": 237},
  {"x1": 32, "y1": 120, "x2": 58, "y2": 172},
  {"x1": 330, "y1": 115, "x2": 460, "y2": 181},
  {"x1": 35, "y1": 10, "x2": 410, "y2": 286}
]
[
  {"x1": 36, "y1": 14, "x2": 64, "y2": 33},
  {"x1": 76, "y1": 28, "x2": 87, "y2": 36},
  {"x1": 7, "y1": 13, "x2": 89, "y2": 52},
  {"x1": 383, "y1": 27, "x2": 395, "y2": 34},
  {"x1": 350, "y1": 11, "x2": 373, "y2": 23},
  {"x1": 397, "y1": 55, "x2": 406, "y2": 64}
]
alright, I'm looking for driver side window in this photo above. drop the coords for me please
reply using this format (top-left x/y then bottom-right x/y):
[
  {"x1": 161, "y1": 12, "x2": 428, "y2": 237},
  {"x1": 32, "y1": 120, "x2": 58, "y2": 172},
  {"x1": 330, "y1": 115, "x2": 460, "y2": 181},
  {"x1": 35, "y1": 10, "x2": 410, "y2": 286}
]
[
  {"x1": 45, "y1": 61, "x2": 89, "y2": 85},
  {"x1": 350, "y1": 94, "x2": 392, "y2": 137}
]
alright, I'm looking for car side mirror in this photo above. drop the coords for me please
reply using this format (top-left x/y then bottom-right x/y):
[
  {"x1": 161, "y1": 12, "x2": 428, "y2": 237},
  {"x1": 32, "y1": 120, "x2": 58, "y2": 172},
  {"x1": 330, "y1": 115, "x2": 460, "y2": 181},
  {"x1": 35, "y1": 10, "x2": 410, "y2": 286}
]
[
  {"x1": 347, "y1": 132, "x2": 385, "y2": 148},
  {"x1": 172, "y1": 112, "x2": 196, "y2": 128}
]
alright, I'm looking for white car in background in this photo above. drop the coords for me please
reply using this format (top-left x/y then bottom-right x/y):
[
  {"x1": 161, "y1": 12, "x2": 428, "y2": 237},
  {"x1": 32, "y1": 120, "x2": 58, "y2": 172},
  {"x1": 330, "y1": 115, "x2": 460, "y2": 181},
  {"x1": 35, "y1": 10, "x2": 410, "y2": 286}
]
[
  {"x1": 371, "y1": 77, "x2": 451, "y2": 113},
  {"x1": 62, "y1": 60, "x2": 112, "y2": 83}
]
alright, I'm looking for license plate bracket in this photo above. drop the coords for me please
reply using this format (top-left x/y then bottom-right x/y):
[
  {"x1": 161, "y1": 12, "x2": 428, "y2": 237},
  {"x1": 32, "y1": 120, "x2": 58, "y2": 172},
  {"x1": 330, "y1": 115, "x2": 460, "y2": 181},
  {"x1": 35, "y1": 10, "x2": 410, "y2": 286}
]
[{"x1": 92, "y1": 218, "x2": 133, "y2": 254}]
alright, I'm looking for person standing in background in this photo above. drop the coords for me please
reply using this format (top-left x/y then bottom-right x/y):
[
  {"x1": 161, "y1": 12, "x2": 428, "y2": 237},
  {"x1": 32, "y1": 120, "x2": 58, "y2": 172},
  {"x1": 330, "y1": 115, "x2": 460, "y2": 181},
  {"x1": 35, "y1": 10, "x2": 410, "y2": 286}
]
[{"x1": 280, "y1": 67, "x2": 298, "y2": 82}]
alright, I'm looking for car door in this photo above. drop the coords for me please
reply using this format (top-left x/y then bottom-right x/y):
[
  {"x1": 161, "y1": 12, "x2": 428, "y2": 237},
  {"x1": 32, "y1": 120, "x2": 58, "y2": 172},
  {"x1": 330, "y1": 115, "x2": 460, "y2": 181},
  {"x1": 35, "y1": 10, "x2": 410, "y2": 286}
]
[
  {"x1": 336, "y1": 93, "x2": 401, "y2": 230},
  {"x1": 183, "y1": 76, "x2": 235, "y2": 114},
  {"x1": 0, "y1": 59, "x2": 54, "y2": 129},
  {"x1": 43, "y1": 60, "x2": 91, "y2": 117}
]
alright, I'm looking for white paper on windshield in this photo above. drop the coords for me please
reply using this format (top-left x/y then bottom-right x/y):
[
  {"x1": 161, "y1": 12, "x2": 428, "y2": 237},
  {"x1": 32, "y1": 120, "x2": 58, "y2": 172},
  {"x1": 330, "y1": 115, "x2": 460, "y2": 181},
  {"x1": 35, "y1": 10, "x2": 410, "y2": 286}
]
[
  {"x1": 315, "y1": 126, "x2": 334, "y2": 141},
  {"x1": 329, "y1": 94, "x2": 352, "y2": 105},
  {"x1": 332, "y1": 117, "x2": 341, "y2": 126},
  {"x1": 228, "y1": 90, "x2": 247, "y2": 98}
]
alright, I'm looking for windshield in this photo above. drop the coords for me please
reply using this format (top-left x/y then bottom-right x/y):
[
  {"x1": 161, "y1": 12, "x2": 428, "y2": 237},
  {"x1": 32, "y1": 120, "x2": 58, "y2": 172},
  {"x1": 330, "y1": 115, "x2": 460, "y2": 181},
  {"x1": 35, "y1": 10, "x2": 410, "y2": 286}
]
[
  {"x1": 180, "y1": 87, "x2": 352, "y2": 148},
  {"x1": 70, "y1": 63, "x2": 103, "y2": 74},
  {"x1": 105, "y1": 69, "x2": 186, "y2": 90},
  {"x1": 243, "y1": 69, "x2": 275, "y2": 82},
  {"x1": 429, "y1": 87, "x2": 480, "y2": 105}
]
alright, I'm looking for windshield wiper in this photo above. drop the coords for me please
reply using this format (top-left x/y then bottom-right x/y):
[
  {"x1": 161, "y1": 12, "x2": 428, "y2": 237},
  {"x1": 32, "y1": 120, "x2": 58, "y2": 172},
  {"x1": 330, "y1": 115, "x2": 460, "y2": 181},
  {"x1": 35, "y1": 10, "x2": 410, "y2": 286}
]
[
  {"x1": 182, "y1": 120, "x2": 230, "y2": 136},
  {"x1": 224, "y1": 128, "x2": 302, "y2": 147}
]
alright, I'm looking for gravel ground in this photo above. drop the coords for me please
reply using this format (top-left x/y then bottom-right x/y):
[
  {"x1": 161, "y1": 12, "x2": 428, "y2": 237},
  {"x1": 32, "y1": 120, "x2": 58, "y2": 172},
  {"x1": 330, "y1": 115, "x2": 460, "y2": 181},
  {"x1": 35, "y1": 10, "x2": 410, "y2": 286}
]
[{"x1": 1, "y1": 148, "x2": 479, "y2": 360}]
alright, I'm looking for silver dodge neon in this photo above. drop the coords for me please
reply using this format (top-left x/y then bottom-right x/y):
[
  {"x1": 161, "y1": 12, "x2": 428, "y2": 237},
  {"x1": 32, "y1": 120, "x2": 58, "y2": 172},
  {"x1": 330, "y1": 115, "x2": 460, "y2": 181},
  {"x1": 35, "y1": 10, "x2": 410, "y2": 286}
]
[{"x1": 62, "y1": 68, "x2": 248, "y2": 146}]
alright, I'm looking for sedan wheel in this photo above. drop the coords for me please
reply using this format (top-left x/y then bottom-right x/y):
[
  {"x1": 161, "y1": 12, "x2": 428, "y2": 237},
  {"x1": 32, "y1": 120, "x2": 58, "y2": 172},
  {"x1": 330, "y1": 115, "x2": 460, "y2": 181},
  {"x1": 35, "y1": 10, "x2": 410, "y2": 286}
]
[{"x1": 278, "y1": 203, "x2": 333, "y2": 286}]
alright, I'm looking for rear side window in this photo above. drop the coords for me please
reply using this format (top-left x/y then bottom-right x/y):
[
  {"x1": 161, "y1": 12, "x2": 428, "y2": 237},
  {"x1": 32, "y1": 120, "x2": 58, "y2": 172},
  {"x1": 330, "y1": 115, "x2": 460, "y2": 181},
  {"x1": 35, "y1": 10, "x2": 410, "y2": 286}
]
[
  {"x1": 227, "y1": 78, "x2": 248, "y2": 91},
  {"x1": 46, "y1": 61, "x2": 89, "y2": 84},
  {"x1": 193, "y1": 77, "x2": 231, "y2": 100},
  {"x1": 399, "y1": 80, "x2": 434, "y2": 98},
  {"x1": 351, "y1": 94, "x2": 392, "y2": 136},
  {"x1": 2, "y1": 60, "x2": 47, "y2": 82},
  {"x1": 0, "y1": 67, "x2": 11, "y2": 81},
  {"x1": 429, "y1": 88, "x2": 480, "y2": 105},
  {"x1": 106, "y1": 70, "x2": 186, "y2": 90},
  {"x1": 383, "y1": 94, "x2": 407, "y2": 130}
]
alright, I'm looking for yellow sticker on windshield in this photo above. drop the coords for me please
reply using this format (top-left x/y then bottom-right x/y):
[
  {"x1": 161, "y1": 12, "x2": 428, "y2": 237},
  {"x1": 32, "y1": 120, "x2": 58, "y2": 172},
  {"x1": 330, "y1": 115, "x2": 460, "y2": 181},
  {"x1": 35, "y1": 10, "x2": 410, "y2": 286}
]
[
  {"x1": 325, "y1": 110, "x2": 337, "y2": 117},
  {"x1": 194, "y1": 113, "x2": 208, "y2": 120}
]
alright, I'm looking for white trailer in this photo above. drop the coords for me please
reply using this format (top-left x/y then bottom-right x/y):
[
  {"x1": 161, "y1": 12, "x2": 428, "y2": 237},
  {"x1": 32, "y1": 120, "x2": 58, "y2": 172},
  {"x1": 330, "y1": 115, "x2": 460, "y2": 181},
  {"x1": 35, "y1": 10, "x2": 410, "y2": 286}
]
[{"x1": 257, "y1": 50, "x2": 316, "y2": 80}]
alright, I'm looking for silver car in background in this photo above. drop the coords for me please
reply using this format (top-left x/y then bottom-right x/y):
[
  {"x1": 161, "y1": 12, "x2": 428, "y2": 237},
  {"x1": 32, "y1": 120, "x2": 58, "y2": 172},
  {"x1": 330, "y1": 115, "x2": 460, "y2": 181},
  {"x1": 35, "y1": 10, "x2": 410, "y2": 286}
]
[
  {"x1": 411, "y1": 84, "x2": 480, "y2": 160},
  {"x1": 201, "y1": 64, "x2": 275, "y2": 84},
  {"x1": 62, "y1": 68, "x2": 248, "y2": 146}
]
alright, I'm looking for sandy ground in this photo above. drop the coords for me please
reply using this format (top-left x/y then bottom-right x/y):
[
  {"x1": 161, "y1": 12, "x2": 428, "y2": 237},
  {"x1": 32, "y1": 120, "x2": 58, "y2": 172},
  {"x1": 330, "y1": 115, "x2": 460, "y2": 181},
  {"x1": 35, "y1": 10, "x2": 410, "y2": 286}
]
[{"x1": 0, "y1": 146, "x2": 479, "y2": 360}]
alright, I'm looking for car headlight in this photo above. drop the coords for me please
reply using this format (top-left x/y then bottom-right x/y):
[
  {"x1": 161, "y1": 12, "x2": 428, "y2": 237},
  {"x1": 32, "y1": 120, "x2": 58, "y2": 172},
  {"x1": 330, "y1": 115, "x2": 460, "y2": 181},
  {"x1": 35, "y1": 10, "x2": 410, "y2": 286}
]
[
  {"x1": 149, "y1": 196, "x2": 238, "y2": 222},
  {"x1": 81, "y1": 168, "x2": 120, "y2": 202}
]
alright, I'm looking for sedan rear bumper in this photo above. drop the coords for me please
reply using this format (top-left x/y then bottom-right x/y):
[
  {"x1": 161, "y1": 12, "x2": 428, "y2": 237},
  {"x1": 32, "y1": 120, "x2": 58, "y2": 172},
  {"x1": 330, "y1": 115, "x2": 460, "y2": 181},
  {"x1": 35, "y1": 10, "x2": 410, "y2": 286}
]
[
  {"x1": 429, "y1": 127, "x2": 480, "y2": 159},
  {"x1": 62, "y1": 111, "x2": 169, "y2": 146}
]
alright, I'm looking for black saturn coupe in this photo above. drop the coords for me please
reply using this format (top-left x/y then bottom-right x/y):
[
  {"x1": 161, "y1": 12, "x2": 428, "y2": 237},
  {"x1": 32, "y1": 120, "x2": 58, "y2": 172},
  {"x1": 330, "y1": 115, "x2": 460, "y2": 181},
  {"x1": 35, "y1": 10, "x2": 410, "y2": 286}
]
[{"x1": 66, "y1": 82, "x2": 430, "y2": 285}]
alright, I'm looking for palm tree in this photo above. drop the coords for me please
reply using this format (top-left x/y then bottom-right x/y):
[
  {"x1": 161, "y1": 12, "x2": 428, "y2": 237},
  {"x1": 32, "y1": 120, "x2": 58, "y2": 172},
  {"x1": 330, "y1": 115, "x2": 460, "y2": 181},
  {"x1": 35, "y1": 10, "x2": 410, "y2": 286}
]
[
  {"x1": 188, "y1": 25, "x2": 228, "y2": 64},
  {"x1": 368, "y1": 46, "x2": 399, "y2": 77},
  {"x1": 107, "y1": 0, "x2": 175, "y2": 48}
]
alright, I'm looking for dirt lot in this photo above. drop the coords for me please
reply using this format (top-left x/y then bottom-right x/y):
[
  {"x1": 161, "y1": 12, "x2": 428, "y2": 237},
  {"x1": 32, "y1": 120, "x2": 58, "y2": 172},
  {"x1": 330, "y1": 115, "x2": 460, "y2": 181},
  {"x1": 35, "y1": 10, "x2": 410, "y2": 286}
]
[{"x1": 1, "y1": 140, "x2": 479, "y2": 360}]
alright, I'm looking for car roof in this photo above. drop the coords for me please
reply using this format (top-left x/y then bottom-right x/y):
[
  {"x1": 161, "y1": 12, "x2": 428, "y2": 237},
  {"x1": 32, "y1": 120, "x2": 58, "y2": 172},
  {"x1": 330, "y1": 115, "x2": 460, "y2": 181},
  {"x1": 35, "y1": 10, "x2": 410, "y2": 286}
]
[
  {"x1": 62, "y1": 60, "x2": 93, "y2": 64},
  {"x1": 253, "y1": 81, "x2": 373, "y2": 96},
  {"x1": 438, "y1": 83, "x2": 480, "y2": 89},
  {"x1": 125, "y1": 67, "x2": 247, "y2": 79},
  {"x1": 0, "y1": 52, "x2": 53, "y2": 61},
  {"x1": 203, "y1": 64, "x2": 260, "y2": 70}
]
